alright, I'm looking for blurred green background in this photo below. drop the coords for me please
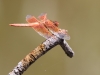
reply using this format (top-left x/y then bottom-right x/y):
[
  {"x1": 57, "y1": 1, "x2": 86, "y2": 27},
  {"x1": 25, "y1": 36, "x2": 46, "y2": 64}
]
[{"x1": 0, "y1": 0, "x2": 100, "y2": 75}]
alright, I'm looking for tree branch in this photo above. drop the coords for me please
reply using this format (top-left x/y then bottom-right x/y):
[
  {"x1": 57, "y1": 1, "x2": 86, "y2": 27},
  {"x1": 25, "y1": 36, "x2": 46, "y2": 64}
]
[{"x1": 8, "y1": 35, "x2": 74, "y2": 75}]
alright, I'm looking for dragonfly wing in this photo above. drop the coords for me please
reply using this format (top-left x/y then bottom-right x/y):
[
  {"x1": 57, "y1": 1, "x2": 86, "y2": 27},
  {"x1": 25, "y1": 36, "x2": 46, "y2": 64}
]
[
  {"x1": 32, "y1": 23, "x2": 53, "y2": 39},
  {"x1": 56, "y1": 29, "x2": 70, "y2": 40},
  {"x1": 38, "y1": 13, "x2": 59, "y2": 32},
  {"x1": 38, "y1": 13, "x2": 47, "y2": 21},
  {"x1": 38, "y1": 14, "x2": 70, "y2": 40},
  {"x1": 44, "y1": 20, "x2": 70, "y2": 40},
  {"x1": 45, "y1": 20, "x2": 59, "y2": 33},
  {"x1": 26, "y1": 15, "x2": 38, "y2": 23},
  {"x1": 26, "y1": 15, "x2": 52, "y2": 39}
]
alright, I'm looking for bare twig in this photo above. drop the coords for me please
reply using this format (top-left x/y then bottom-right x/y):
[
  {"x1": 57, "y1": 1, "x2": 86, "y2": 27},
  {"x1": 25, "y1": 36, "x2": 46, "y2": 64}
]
[
  {"x1": 8, "y1": 35, "x2": 74, "y2": 75},
  {"x1": 60, "y1": 40, "x2": 74, "y2": 57},
  {"x1": 8, "y1": 35, "x2": 66, "y2": 75}
]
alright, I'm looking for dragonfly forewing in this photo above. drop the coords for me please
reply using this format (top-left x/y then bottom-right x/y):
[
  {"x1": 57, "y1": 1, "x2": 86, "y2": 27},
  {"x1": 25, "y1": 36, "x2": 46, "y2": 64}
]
[
  {"x1": 38, "y1": 14, "x2": 70, "y2": 40},
  {"x1": 26, "y1": 15, "x2": 53, "y2": 39}
]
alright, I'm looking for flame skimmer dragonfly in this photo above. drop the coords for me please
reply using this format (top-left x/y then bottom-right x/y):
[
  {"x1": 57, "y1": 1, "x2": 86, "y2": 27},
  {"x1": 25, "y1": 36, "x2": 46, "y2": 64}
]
[{"x1": 10, "y1": 13, "x2": 74, "y2": 57}]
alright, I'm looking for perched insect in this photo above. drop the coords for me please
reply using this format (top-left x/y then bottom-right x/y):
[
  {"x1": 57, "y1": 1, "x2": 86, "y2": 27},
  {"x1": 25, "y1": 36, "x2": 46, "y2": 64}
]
[
  {"x1": 10, "y1": 13, "x2": 70, "y2": 40},
  {"x1": 10, "y1": 13, "x2": 74, "y2": 57}
]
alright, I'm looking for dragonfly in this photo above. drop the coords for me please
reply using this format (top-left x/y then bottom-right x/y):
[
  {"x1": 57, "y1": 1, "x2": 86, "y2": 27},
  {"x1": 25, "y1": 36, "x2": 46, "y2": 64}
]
[{"x1": 10, "y1": 13, "x2": 74, "y2": 57}]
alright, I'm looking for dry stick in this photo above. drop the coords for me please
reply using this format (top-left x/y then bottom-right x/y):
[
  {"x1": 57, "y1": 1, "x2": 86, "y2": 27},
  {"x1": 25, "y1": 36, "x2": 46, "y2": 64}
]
[
  {"x1": 8, "y1": 35, "x2": 68, "y2": 75},
  {"x1": 60, "y1": 40, "x2": 74, "y2": 58}
]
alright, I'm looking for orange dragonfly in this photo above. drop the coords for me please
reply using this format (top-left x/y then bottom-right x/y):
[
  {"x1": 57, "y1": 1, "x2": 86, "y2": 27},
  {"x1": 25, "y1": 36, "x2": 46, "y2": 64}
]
[
  {"x1": 10, "y1": 13, "x2": 70, "y2": 40},
  {"x1": 10, "y1": 13, "x2": 74, "y2": 57}
]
